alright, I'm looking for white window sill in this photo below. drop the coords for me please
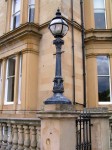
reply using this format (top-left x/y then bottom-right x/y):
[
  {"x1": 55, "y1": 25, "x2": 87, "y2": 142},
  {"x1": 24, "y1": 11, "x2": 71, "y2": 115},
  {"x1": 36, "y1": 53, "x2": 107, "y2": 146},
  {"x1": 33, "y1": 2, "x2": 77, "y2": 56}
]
[
  {"x1": 99, "y1": 102, "x2": 112, "y2": 105},
  {"x1": 4, "y1": 102, "x2": 14, "y2": 105}
]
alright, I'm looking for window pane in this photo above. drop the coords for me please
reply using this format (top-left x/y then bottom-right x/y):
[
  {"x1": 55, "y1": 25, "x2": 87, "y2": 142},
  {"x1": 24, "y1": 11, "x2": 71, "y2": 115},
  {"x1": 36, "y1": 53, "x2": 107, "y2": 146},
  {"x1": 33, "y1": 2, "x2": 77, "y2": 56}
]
[
  {"x1": 29, "y1": 0, "x2": 35, "y2": 5},
  {"x1": 13, "y1": 13, "x2": 20, "y2": 29},
  {"x1": 98, "y1": 76, "x2": 110, "y2": 102},
  {"x1": 97, "y1": 56, "x2": 109, "y2": 75},
  {"x1": 5, "y1": 57, "x2": 16, "y2": 103},
  {"x1": 14, "y1": 0, "x2": 20, "y2": 13},
  {"x1": 94, "y1": 12, "x2": 106, "y2": 29},
  {"x1": 29, "y1": 7, "x2": 35, "y2": 22},
  {"x1": 12, "y1": 0, "x2": 20, "y2": 29},
  {"x1": 7, "y1": 77, "x2": 15, "y2": 102},
  {"x1": 8, "y1": 57, "x2": 15, "y2": 76},
  {"x1": 94, "y1": 0, "x2": 105, "y2": 9}
]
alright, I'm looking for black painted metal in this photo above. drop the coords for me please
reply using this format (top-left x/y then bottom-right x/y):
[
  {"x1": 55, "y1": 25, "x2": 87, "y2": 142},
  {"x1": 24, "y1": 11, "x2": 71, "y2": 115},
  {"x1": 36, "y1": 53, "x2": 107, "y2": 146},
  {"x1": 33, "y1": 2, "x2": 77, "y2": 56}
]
[
  {"x1": 76, "y1": 112, "x2": 92, "y2": 150},
  {"x1": 53, "y1": 38, "x2": 64, "y2": 93},
  {"x1": 80, "y1": 0, "x2": 86, "y2": 107},
  {"x1": 44, "y1": 38, "x2": 71, "y2": 104},
  {"x1": 71, "y1": 0, "x2": 76, "y2": 105}
]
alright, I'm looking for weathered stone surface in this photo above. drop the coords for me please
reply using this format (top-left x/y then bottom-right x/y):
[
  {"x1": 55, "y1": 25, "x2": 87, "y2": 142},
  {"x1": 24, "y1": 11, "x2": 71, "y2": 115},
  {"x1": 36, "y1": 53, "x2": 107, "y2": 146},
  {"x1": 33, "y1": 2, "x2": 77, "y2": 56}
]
[{"x1": 0, "y1": 0, "x2": 7, "y2": 36}]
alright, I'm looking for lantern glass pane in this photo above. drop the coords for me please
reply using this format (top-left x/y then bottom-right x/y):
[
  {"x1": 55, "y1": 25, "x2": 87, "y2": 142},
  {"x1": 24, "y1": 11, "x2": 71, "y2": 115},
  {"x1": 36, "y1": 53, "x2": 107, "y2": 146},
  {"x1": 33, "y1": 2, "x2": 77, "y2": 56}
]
[
  {"x1": 50, "y1": 18, "x2": 62, "y2": 25},
  {"x1": 62, "y1": 25, "x2": 68, "y2": 36},
  {"x1": 55, "y1": 24, "x2": 62, "y2": 34},
  {"x1": 50, "y1": 25, "x2": 56, "y2": 34},
  {"x1": 63, "y1": 20, "x2": 68, "y2": 25},
  {"x1": 50, "y1": 18, "x2": 68, "y2": 37}
]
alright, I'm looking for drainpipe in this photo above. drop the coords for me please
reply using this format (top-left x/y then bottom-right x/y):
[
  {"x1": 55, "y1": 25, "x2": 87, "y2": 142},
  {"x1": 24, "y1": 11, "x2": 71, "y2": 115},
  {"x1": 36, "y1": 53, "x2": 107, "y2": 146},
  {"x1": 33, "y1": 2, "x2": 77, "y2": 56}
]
[
  {"x1": 80, "y1": 0, "x2": 86, "y2": 107},
  {"x1": 71, "y1": 0, "x2": 75, "y2": 105}
]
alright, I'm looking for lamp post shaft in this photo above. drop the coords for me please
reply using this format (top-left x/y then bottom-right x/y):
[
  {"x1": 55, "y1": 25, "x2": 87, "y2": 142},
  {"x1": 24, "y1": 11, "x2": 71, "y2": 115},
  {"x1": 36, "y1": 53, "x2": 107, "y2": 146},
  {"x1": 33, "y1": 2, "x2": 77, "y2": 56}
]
[
  {"x1": 54, "y1": 38, "x2": 63, "y2": 77},
  {"x1": 53, "y1": 38, "x2": 64, "y2": 94}
]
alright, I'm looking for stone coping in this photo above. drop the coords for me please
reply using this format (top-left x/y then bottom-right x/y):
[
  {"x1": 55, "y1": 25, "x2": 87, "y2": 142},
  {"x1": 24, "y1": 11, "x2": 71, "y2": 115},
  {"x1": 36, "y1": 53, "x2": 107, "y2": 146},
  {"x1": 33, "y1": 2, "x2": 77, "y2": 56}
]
[
  {"x1": 0, "y1": 117, "x2": 41, "y2": 125},
  {"x1": 37, "y1": 110, "x2": 111, "y2": 119},
  {"x1": 36, "y1": 105, "x2": 111, "y2": 118}
]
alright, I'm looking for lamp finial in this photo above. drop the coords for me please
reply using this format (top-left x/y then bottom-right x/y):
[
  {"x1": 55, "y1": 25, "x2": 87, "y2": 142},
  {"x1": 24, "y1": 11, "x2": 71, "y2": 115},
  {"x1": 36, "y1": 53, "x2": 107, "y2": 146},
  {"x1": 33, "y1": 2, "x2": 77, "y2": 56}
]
[{"x1": 56, "y1": 8, "x2": 61, "y2": 16}]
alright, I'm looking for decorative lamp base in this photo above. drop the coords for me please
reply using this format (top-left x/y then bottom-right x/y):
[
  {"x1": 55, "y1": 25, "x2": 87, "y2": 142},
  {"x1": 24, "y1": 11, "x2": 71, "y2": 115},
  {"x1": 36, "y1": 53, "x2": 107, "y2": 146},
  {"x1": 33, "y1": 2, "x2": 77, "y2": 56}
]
[{"x1": 44, "y1": 93, "x2": 72, "y2": 104}]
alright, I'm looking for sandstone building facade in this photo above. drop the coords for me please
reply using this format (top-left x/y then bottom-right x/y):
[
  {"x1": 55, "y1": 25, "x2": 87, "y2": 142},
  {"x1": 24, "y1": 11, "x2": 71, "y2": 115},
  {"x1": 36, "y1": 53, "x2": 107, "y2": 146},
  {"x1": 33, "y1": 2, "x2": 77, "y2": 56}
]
[
  {"x1": 0, "y1": 0, "x2": 111, "y2": 150},
  {"x1": 84, "y1": 0, "x2": 112, "y2": 109},
  {"x1": 0, "y1": 0, "x2": 111, "y2": 117},
  {"x1": 0, "y1": 0, "x2": 83, "y2": 117}
]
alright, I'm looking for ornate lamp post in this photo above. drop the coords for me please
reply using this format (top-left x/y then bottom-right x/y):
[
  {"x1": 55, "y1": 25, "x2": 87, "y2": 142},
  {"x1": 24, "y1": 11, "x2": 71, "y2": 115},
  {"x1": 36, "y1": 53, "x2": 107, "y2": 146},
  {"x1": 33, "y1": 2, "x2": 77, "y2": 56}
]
[{"x1": 44, "y1": 9, "x2": 71, "y2": 104}]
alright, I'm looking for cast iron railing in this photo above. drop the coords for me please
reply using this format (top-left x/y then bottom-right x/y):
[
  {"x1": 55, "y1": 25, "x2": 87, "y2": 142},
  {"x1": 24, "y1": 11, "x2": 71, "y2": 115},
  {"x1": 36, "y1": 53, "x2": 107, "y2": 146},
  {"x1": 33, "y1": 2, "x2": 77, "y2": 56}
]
[{"x1": 76, "y1": 112, "x2": 92, "y2": 150}]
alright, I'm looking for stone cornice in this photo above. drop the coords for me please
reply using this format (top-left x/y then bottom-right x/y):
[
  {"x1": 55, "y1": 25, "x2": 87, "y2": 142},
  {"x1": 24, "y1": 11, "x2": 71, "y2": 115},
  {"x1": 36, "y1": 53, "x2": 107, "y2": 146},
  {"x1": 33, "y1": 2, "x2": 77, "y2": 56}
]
[
  {"x1": 86, "y1": 53, "x2": 97, "y2": 58},
  {"x1": 0, "y1": 20, "x2": 81, "y2": 48},
  {"x1": 22, "y1": 48, "x2": 39, "y2": 55},
  {"x1": 85, "y1": 28, "x2": 112, "y2": 43},
  {"x1": 0, "y1": 23, "x2": 42, "y2": 47}
]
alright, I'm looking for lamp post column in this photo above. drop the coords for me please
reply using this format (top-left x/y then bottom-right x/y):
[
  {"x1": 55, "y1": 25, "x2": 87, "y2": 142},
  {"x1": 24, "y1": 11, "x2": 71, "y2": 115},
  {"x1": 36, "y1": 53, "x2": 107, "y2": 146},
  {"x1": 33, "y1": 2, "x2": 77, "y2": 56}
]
[
  {"x1": 44, "y1": 9, "x2": 71, "y2": 104},
  {"x1": 53, "y1": 38, "x2": 64, "y2": 94}
]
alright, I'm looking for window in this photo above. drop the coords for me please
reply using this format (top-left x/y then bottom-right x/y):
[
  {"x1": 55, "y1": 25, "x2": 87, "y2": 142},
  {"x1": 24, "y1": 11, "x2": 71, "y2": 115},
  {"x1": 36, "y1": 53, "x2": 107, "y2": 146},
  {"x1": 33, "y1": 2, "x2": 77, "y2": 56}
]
[
  {"x1": 28, "y1": 0, "x2": 35, "y2": 22},
  {"x1": 94, "y1": 0, "x2": 106, "y2": 29},
  {"x1": 11, "y1": 0, "x2": 21, "y2": 29},
  {"x1": 97, "y1": 56, "x2": 111, "y2": 103},
  {"x1": 0, "y1": 62, "x2": 2, "y2": 99},
  {"x1": 18, "y1": 55, "x2": 22, "y2": 104},
  {"x1": 5, "y1": 57, "x2": 16, "y2": 104}
]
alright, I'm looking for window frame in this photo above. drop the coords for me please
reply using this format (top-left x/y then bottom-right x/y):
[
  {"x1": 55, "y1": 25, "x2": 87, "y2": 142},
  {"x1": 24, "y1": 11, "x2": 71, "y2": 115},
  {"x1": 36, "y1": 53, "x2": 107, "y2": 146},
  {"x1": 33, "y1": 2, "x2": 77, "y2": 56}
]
[
  {"x1": 18, "y1": 54, "x2": 22, "y2": 104},
  {"x1": 4, "y1": 56, "x2": 16, "y2": 105},
  {"x1": 97, "y1": 55, "x2": 112, "y2": 105},
  {"x1": 93, "y1": 0, "x2": 107, "y2": 29},
  {"x1": 28, "y1": 0, "x2": 35, "y2": 22},
  {"x1": 11, "y1": 0, "x2": 21, "y2": 30}
]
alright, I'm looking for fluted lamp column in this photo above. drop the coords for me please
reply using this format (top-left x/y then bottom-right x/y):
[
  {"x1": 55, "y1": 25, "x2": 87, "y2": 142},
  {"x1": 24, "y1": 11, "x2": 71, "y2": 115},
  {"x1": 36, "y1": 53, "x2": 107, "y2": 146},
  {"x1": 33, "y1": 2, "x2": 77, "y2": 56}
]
[{"x1": 44, "y1": 9, "x2": 71, "y2": 104}]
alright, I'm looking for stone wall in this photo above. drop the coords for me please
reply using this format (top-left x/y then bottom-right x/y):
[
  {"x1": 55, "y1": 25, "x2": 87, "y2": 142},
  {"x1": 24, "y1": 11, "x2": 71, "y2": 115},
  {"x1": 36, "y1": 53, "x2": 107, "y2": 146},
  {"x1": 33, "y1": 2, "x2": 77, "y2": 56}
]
[{"x1": 0, "y1": 0, "x2": 7, "y2": 36}]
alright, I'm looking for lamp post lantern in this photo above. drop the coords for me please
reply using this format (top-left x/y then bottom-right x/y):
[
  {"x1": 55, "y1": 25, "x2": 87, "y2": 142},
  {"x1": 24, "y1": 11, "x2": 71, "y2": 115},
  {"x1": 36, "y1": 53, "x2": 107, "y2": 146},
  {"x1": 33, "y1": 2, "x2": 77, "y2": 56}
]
[{"x1": 44, "y1": 9, "x2": 71, "y2": 104}]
